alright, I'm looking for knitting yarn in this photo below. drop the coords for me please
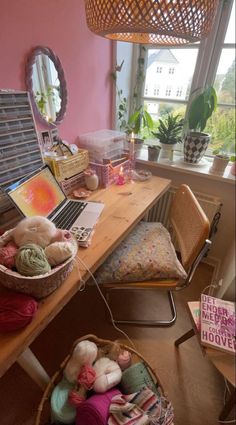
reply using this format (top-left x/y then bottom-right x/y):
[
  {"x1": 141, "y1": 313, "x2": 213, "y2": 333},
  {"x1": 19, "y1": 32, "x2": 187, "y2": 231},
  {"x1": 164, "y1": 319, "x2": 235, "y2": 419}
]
[
  {"x1": 45, "y1": 241, "x2": 77, "y2": 266},
  {"x1": 0, "y1": 242, "x2": 18, "y2": 269},
  {"x1": 13, "y1": 216, "x2": 57, "y2": 248},
  {"x1": 51, "y1": 377, "x2": 76, "y2": 424},
  {"x1": 120, "y1": 361, "x2": 160, "y2": 395},
  {"x1": 51, "y1": 229, "x2": 73, "y2": 243},
  {"x1": 0, "y1": 293, "x2": 38, "y2": 332},
  {"x1": 64, "y1": 340, "x2": 98, "y2": 383},
  {"x1": 15, "y1": 244, "x2": 51, "y2": 276},
  {"x1": 117, "y1": 350, "x2": 132, "y2": 371}
]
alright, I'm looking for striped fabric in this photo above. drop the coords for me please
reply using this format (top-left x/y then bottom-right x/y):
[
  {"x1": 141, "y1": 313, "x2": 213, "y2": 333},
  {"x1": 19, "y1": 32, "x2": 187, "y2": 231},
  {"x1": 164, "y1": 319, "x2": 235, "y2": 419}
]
[{"x1": 108, "y1": 387, "x2": 174, "y2": 425}]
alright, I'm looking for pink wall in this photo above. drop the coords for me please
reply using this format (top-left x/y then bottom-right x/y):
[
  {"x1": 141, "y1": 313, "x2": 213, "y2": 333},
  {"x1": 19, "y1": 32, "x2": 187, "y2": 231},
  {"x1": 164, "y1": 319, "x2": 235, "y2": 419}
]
[{"x1": 0, "y1": 0, "x2": 113, "y2": 143}]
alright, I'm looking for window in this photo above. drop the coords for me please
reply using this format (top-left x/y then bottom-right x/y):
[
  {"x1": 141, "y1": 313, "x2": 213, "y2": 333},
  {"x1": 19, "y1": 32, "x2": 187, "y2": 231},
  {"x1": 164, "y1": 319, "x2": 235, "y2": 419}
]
[
  {"x1": 176, "y1": 87, "x2": 183, "y2": 97},
  {"x1": 140, "y1": 0, "x2": 235, "y2": 156},
  {"x1": 144, "y1": 47, "x2": 198, "y2": 120}
]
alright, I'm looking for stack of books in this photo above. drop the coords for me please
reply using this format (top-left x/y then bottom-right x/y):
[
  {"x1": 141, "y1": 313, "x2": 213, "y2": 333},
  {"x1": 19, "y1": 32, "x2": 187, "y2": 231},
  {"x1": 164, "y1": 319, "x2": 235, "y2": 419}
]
[{"x1": 188, "y1": 294, "x2": 236, "y2": 355}]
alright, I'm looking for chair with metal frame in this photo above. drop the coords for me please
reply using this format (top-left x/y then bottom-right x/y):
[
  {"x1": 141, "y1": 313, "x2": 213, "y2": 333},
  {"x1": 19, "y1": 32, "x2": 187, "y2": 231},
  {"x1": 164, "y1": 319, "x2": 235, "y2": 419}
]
[{"x1": 96, "y1": 184, "x2": 212, "y2": 326}]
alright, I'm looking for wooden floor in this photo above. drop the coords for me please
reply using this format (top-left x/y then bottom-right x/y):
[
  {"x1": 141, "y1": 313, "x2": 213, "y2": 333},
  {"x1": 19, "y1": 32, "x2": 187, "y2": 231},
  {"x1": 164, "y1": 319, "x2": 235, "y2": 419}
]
[{"x1": 0, "y1": 263, "x2": 235, "y2": 425}]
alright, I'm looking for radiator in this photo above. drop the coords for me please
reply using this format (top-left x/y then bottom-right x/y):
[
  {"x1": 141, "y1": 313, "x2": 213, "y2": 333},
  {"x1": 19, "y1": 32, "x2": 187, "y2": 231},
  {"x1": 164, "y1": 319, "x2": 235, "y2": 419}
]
[{"x1": 146, "y1": 186, "x2": 222, "y2": 247}]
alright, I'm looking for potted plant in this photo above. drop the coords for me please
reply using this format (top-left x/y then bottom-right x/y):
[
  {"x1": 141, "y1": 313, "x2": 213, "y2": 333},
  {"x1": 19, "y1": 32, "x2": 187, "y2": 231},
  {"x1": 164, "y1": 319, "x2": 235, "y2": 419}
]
[
  {"x1": 152, "y1": 113, "x2": 184, "y2": 160},
  {"x1": 184, "y1": 86, "x2": 217, "y2": 164},
  {"x1": 209, "y1": 150, "x2": 231, "y2": 175},
  {"x1": 126, "y1": 105, "x2": 154, "y2": 157}
]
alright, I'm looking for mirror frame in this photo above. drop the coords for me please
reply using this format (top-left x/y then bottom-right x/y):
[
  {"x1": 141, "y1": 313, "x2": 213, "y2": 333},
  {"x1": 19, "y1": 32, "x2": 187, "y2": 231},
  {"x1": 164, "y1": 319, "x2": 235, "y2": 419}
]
[{"x1": 25, "y1": 46, "x2": 67, "y2": 128}]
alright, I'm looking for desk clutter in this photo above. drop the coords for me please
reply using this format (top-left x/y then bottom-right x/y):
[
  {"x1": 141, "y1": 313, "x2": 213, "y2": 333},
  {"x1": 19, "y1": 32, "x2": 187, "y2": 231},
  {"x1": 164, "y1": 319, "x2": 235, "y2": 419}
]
[
  {"x1": 0, "y1": 216, "x2": 78, "y2": 300},
  {"x1": 35, "y1": 334, "x2": 174, "y2": 425}
]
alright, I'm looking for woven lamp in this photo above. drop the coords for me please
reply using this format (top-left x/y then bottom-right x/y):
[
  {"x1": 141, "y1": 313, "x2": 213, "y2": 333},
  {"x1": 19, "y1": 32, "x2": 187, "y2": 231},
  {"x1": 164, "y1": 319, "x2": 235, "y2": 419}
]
[{"x1": 84, "y1": 0, "x2": 219, "y2": 45}]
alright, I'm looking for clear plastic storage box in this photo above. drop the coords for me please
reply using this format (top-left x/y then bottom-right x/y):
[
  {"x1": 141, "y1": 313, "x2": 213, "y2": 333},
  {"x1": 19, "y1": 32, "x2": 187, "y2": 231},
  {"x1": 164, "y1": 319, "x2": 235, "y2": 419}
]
[{"x1": 78, "y1": 129, "x2": 126, "y2": 163}]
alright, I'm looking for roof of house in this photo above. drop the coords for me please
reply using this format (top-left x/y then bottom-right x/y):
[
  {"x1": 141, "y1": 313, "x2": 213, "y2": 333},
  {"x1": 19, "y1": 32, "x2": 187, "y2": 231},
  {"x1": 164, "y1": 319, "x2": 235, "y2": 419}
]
[{"x1": 147, "y1": 49, "x2": 179, "y2": 68}]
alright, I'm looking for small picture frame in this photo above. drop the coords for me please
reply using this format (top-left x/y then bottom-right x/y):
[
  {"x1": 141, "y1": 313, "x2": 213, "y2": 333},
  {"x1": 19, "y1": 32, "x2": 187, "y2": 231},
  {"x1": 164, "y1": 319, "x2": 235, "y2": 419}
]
[{"x1": 41, "y1": 130, "x2": 52, "y2": 150}]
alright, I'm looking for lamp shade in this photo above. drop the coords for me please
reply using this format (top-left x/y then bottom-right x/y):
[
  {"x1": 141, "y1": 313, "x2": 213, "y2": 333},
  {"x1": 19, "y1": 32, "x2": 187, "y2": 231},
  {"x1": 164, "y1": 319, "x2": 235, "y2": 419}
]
[{"x1": 84, "y1": 0, "x2": 219, "y2": 45}]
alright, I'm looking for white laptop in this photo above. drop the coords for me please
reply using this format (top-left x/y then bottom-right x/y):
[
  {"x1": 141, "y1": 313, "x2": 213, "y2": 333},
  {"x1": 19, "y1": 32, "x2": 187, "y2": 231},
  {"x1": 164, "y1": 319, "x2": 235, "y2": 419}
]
[{"x1": 5, "y1": 165, "x2": 104, "y2": 246}]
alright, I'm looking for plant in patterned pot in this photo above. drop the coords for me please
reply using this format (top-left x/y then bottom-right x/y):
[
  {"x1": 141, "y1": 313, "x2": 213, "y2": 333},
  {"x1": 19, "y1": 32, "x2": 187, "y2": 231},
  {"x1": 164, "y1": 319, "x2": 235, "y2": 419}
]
[{"x1": 184, "y1": 86, "x2": 217, "y2": 164}]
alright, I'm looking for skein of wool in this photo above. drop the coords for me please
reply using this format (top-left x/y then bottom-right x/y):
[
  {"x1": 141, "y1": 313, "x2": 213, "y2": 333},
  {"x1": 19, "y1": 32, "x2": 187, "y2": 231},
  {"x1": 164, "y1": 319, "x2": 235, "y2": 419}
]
[
  {"x1": 0, "y1": 241, "x2": 18, "y2": 269},
  {"x1": 15, "y1": 244, "x2": 51, "y2": 276},
  {"x1": 0, "y1": 293, "x2": 38, "y2": 332},
  {"x1": 51, "y1": 378, "x2": 76, "y2": 424}
]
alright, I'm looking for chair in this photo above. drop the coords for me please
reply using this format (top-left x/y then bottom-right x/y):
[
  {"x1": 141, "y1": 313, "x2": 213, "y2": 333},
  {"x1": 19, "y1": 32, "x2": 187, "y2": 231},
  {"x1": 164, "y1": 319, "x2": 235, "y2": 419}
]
[{"x1": 96, "y1": 184, "x2": 211, "y2": 326}]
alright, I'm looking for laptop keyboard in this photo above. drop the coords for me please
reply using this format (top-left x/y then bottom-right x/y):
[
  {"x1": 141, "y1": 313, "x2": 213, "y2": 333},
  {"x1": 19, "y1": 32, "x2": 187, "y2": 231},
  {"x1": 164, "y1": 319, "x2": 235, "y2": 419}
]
[{"x1": 52, "y1": 200, "x2": 87, "y2": 230}]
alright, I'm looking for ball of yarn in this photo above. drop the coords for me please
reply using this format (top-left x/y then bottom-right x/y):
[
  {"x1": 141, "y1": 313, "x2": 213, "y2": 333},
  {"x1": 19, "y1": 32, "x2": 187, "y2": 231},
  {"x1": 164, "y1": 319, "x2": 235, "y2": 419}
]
[
  {"x1": 0, "y1": 242, "x2": 18, "y2": 269},
  {"x1": 51, "y1": 229, "x2": 73, "y2": 243},
  {"x1": 13, "y1": 216, "x2": 57, "y2": 248},
  {"x1": 68, "y1": 390, "x2": 85, "y2": 407},
  {"x1": 51, "y1": 378, "x2": 76, "y2": 424},
  {"x1": 77, "y1": 364, "x2": 96, "y2": 390},
  {"x1": 117, "y1": 350, "x2": 132, "y2": 371},
  {"x1": 15, "y1": 244, "x2": 51, "y2": 276},
  {"x1": 0, "y1": 293, "x2": 38, "y2": 332},
  {"x1": 45, "y1": 241, "x2": 77, "y2": 266}
]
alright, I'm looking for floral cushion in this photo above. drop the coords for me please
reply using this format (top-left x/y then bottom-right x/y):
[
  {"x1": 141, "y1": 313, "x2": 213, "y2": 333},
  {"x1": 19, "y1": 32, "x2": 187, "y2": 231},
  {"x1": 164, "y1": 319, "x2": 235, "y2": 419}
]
[{"x1": 96, "y1": 222, "x2": 187, "y2": 283}]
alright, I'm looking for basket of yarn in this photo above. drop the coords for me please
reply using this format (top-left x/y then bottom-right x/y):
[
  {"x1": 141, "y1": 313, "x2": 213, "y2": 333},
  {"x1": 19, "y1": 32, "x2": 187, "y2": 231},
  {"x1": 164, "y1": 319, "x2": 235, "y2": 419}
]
[
  {"x1": 35, "y1": 334, "x2": 174, "y2": 425},
  {"x1": 0, "y1": 217, "x2": 78, "y2": 299}
]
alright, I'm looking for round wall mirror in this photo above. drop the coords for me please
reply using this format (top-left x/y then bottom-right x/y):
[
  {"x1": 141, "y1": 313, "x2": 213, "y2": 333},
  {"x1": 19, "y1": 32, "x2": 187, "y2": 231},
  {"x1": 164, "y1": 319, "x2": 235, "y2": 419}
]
[{"x1": 25, "y1": 46, "x2": 67, "y2": 127}]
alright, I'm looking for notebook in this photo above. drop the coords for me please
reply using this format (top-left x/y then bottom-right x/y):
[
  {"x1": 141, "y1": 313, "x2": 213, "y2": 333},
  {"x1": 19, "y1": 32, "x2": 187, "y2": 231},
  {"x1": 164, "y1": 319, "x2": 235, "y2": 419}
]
[{"x1": 5, "y1": 165, "x2": 104, "y2": 247}]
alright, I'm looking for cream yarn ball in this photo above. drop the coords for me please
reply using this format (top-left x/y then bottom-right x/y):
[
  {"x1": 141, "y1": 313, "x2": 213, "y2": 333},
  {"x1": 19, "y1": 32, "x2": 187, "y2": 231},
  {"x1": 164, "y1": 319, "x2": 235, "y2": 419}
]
[
  {"x1": 13, "y1": 217, "x2": 57, "y2": 248},
  {"x1": 45, "y1": 241, "x2": 77, "y2": 266}
]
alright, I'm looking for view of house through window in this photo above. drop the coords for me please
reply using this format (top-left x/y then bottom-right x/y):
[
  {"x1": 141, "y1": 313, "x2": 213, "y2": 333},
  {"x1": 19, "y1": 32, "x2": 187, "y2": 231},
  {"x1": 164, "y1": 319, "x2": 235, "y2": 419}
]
[{"x1": 143, "y1": 48, "x2": 198, "y2": 127}]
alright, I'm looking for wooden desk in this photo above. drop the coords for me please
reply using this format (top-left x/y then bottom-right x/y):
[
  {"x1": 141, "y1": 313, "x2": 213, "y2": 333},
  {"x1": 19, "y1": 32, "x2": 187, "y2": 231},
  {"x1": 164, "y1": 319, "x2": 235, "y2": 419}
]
[
  {"x1": 0, "y1": 176, "x2": 171, "y2": 389},
  {"x1": 175, "y1": 301, "x2": 235, "y2": 422}
]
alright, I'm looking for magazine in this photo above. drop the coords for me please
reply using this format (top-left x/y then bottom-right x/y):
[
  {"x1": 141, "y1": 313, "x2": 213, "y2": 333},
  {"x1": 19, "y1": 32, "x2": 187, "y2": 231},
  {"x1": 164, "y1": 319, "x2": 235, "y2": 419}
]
[{"x1": 200, "y1": 294, "x2": 236, "y2": 355}]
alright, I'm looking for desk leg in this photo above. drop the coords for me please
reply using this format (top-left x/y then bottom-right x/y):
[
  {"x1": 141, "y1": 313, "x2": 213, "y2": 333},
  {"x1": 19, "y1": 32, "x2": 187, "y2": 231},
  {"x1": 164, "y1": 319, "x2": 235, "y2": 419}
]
[
  {"x1": 175, "y1": 328, "x2": 195, "y2": 346},
  {"x1": 17, "y1": 348, "x2": 50, "y2": 390},
  {"x1": 219, "y1": 390, "x2": 236, "y2": 422}
]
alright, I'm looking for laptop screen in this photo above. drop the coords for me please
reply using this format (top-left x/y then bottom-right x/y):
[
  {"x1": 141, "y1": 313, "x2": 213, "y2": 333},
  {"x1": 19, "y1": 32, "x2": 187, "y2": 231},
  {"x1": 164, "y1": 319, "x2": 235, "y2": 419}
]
[{"x1": 6, "y1": 166, "x2": 66, "y2": 218}]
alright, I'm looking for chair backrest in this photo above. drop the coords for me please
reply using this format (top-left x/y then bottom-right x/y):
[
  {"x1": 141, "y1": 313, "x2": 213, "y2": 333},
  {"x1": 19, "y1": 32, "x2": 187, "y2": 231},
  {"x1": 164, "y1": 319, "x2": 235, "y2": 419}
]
[{"x1": 170, "y1": 184, "x2": 210, "y2": 270}]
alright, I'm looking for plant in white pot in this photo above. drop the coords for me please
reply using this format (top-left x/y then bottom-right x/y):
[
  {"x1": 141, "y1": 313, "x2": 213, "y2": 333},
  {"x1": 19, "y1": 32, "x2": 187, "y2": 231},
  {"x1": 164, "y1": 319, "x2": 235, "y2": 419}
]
[
  {"x1": 152, "y1": 113, "x2": 184, "y2": 161},
  {"x1": 209, "y1": 150, "x2": 231, "y2": 175},
  {"x1": 184, "y1": 86, "x2": 217, "y2": 164}
]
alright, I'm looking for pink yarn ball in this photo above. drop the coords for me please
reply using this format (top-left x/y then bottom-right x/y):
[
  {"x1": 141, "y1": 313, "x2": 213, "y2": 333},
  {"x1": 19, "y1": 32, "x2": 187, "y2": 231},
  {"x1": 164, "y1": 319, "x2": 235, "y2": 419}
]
[
  {"x1": 68, "y1": 390, "x2": 85, "y2": 407},
  {"x1": 117, "y1": 350, "x2": 132, "y2": 370},
  {"x1": 77, "y1": 364, "x2": 96, "y2": 390},
  {"x1": 0, "y1": 242, "x2": 18, "y2": 269}
]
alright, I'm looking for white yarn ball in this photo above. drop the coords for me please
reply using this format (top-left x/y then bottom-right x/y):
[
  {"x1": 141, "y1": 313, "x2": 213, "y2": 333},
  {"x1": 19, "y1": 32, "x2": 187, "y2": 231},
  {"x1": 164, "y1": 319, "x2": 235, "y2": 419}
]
[
  {"x1": 45, "y1": 241, "x2": 76, "y2": 266},
  {"x1": 64, "y1": 340, "x2": 98, "y2": 384},
  {"x1": 93, "y1": 357, "x2": 122, "y2": 393},
  {"x1": 13, "y1": 217, "x2": 57, "y2": 248}
]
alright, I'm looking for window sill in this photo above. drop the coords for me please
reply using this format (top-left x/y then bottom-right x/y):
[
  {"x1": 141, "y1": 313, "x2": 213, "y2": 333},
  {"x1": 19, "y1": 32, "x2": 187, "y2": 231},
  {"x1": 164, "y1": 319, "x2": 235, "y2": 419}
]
[{"x1": 136, "y1": 147, "x2": 235, "y2": 185}]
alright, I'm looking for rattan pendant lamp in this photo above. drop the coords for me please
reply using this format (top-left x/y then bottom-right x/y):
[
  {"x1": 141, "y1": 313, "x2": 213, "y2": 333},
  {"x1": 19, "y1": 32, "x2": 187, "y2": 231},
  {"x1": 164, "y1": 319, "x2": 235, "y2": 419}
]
[{"x1": 84, "y1": 0, "x2": 219, "y2": 45}]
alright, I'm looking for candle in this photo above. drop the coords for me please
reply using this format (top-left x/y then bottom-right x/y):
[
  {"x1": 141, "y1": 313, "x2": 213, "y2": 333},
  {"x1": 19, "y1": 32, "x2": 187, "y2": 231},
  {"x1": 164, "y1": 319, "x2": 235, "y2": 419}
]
[{"x1": 116, "y1": 165, "x2": 125, "y2": 185}]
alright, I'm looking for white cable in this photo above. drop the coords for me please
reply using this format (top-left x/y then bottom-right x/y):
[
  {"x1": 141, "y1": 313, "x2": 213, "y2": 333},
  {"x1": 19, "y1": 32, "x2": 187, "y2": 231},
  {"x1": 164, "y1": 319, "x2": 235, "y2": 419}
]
[
  {"x1": 218, "y1": 419, "x2": 236, "y2": 424},
  {"x1": 74, "y1": 256, "x2": 136, "y2": 349}
]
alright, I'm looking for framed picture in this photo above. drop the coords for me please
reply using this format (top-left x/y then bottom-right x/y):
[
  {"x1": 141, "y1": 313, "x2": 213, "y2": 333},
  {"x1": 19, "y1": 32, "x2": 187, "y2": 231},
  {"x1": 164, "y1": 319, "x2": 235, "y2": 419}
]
[{"x1": 41, "y1": 130, "x2": 52, "y2": 150}]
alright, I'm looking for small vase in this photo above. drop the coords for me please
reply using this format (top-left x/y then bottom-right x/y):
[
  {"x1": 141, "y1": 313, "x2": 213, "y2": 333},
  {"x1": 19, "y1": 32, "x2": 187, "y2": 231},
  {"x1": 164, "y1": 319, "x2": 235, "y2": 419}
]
[
  {"x1": 84, "y1": 172, "x2": 99, "y2": 190},
  {"x1": 209, "y1": 155, "x2": 229, "y2": 176}
]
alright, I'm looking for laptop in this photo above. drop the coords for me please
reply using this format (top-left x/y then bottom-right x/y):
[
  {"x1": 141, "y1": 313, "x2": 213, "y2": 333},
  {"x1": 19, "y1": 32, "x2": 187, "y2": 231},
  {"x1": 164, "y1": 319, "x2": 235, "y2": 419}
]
[{"x1": 5, "y1": 165, "x2": 104, "y2": 247}]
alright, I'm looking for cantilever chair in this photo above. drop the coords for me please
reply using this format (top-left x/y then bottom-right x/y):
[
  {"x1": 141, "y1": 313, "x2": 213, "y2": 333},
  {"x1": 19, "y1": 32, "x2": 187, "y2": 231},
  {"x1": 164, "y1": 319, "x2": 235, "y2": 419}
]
[{"x1": 96, "y1": 184, "x2": 211, "y2": 326}]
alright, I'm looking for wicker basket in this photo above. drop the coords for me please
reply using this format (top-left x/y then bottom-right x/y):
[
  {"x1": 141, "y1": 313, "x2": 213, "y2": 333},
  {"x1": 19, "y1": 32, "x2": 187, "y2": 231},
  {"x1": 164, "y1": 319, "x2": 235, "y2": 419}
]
[
  {"x1": 0, "y1": 240, "x2": 78, "y2": 299},
  {"x1": 35, "y1": 334, "x2": 171, "y2": 425},
  {"x1": 44, "y1": 149, "x2": 89, "y2": 181}
]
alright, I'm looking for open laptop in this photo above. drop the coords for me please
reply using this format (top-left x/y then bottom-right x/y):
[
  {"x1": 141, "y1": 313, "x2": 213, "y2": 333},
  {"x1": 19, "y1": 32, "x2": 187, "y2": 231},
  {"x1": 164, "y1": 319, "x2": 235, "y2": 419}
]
[{"x1": 4, "y1": 165, "x2": 104, "y2": 246}]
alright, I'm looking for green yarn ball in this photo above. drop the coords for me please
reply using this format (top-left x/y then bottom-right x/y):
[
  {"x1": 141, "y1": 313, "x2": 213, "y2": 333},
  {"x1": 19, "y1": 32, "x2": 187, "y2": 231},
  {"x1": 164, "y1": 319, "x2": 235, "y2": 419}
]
[{"x1": 16, "y1": 243, "x2": 51, "y2": 276}]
